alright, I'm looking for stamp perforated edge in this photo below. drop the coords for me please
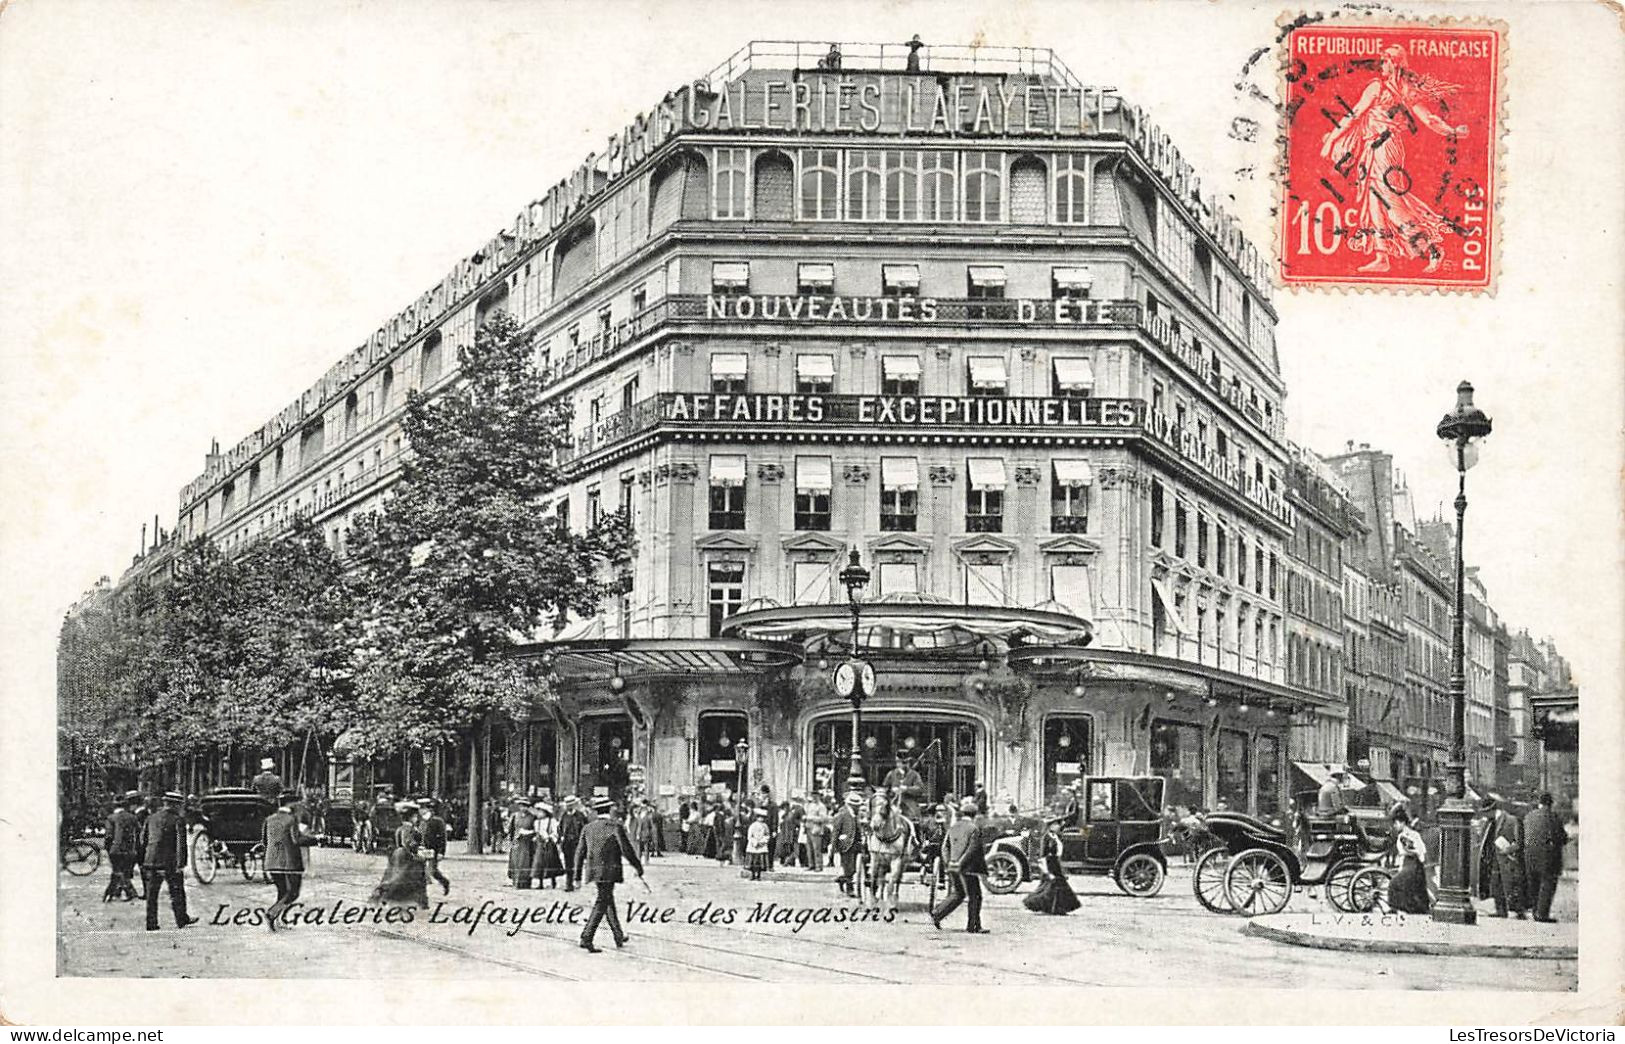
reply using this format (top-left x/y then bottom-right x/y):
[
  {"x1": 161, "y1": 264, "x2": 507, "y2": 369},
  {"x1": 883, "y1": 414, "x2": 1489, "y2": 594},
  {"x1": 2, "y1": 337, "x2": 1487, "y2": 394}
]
[{"x1": 1272, "y1": 9, "x2": 1510, "y2": 297}]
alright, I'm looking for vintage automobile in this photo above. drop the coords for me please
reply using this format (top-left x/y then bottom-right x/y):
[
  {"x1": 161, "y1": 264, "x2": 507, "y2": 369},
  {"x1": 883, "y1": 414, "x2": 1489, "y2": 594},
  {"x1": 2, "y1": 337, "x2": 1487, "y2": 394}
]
[
  {"x1": 190, "y1": 788, "x2": 272, "y2": 884},
  {"x1": 1190, "y1": 798, "x2": 1394, "y2": 916},
  {"x1": 982, "y1": 776, "x2": 1171, "y2": 898}
]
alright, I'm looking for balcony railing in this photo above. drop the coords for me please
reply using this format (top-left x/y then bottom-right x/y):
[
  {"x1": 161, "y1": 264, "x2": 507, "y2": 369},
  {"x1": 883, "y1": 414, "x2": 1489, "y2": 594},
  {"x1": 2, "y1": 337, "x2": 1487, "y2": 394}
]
[
  {"x1": 1050, "y1": 515, "x2": 1089, "y2": 534},
  {"x1": 965, "y1": 514, "x2": 1004, "y2": 533},
  {"x1": 698, "y1": 41, "x2": 1087, "y2": 94}
]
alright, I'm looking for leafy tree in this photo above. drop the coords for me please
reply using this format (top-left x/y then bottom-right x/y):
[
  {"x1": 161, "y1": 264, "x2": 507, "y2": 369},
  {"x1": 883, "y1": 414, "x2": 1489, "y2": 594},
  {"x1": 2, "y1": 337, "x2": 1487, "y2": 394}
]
[{"x1": 344, "y1": 311, "x2": 633, "y2": 850}]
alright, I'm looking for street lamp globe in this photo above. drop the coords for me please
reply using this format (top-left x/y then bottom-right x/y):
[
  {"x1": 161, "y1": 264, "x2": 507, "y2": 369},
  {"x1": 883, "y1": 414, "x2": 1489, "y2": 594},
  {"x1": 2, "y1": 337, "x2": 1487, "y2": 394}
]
[
  {"x1": 839, "y1": 548, "x2": 871, "y2": 599},
  {"x1": 1437, "y1": 380, "x2": 1492, "y2": 470}
]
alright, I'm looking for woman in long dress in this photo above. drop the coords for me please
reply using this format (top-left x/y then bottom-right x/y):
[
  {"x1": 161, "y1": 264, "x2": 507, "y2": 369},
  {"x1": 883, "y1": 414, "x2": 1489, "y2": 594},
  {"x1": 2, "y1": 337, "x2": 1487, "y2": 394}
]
[
  {"x1": 507, "y1": 798, "x2": 537, "y2": 889},
  {"x1": 531, "y1": 802, "x2": 564, "y2": 889},
  {"x1": 369, "y1": 802, "x2": 429, "y2": 909},
  {"x1": 1023, "y1": 821, "x2": 1081, "y2": 915},
  {"x1": 1387, "y1": 805, "x2": 1431, "y2": 914},
  {"x1": 745, "y1": 809, "x2": 771, "y2": 880}
]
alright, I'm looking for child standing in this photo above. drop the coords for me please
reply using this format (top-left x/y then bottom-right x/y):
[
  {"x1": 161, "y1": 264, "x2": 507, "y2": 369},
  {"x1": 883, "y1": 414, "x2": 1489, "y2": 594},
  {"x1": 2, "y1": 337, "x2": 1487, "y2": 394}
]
[{"x1": 746, "y1": 808, "x2": 771, "y2": 881}]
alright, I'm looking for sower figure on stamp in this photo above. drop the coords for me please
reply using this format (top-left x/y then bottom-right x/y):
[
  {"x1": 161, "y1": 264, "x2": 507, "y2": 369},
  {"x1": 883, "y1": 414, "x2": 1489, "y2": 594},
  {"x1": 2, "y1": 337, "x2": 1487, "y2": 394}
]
[
  {"x1": 575, "y1": 798, "x2": 644, "y2": 953},
  {"x1": 1320, "y1": 45, "x2": 1470, "y2": 274},
  {"x1": 102, "y1": 791, "x2": 143, "y2": 902},
  {"x1": 931, "y1": 797, "x2": 989, "y2": 934},
  {"x1": 141, "y1": 791, "x2": 198, "y2": 931},
  {"x1": 263, "y1": 789, "x2": 317, "y2": 932}
]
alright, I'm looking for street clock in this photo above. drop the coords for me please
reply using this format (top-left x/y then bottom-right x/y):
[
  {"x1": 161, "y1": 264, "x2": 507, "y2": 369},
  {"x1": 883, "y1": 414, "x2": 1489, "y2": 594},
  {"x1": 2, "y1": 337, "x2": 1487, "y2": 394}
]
[{"x1": 832, "y1": 660, "x2": 877, "y2": 699}]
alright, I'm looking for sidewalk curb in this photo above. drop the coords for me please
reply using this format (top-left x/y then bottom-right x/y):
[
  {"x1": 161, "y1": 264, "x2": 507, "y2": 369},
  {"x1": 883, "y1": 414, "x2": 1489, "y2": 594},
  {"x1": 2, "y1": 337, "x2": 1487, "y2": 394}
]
[{"x1": 1241, "y1": 920, "x2": 1577, "y2": 960}]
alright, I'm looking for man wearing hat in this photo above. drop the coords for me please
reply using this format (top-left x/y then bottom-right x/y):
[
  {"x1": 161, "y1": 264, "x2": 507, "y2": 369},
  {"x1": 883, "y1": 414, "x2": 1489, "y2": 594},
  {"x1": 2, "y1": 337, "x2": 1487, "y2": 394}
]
[
  {"x1": 1476, "y1": 794, "x2": 1528, "y2": 918},
  {"x1": 102, "y1": 791, "x2": 144, "y2": 902},
  {"x1": 930, "y1": 797, "x2": 989, "y2": 934},
  {"x1": 262, "y1": 789, "x2": 317, "y2": 931},
  {"x1": 830, "y1": 790, "x2": 864, "y2": 897},
  {"x1": 141, "y1": 791, "x2": 197, "y2": 931},
  {"x1": 574, "y1": 798, "x2": 644, "y2": 953},
  {"x1": 558, "y1": 795, "x2": 589, "y2": 892},
  {"x1": 251, "y1": 757, "x2": 284, "y2": 805},
  {"x1": 420, "y1": 798, "x2": 451, "y2": 896},
  {"x1": 1315, "y1": 766, "x2": 1351, "y2": 816}
]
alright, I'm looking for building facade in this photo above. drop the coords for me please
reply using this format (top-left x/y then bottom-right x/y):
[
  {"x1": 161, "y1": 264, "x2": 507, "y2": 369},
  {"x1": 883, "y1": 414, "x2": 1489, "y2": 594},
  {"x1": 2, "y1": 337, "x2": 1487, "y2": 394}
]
[{"x1": 128, "y1": 43, "x2": 1331, "y2": 816}]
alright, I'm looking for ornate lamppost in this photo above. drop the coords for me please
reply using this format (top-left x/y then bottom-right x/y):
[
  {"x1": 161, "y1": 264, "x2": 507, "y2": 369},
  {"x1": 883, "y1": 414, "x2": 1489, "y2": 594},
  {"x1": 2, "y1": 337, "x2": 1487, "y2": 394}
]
[
  {"x1": 1432, "y1": 380, "x2": 1492, "y2": 925},
  {"x1": 834, "y1": 549, "x2": 876, "y2": 796}
]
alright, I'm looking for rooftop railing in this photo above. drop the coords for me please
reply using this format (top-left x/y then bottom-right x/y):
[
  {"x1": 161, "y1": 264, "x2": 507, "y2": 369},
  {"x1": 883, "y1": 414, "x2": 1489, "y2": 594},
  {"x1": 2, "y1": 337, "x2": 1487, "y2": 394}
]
[{"x1": 697, "y1": 41, "x2": 1087, "y2": 94}]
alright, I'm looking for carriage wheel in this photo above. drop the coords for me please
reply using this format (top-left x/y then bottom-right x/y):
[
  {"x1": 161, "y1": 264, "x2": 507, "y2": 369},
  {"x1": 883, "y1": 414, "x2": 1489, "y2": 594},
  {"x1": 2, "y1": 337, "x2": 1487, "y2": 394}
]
[
  {"x1": 1346, "y1": 866, "x2": 1394, "y2": 913},
  {"x1": 1224, "y1": 848, "x2": 1292, "y2": 917},
  {"x1": 1193, "y1": 847, "x2": 1234, "y2": 913},
  {"x1": 1115, "y1": 853, "x2": 1166, "y2": 898},
  {"x1": 191, "y1": 832, "x2": 218, "y2": 885},
  {"x1": 1324, "y1": 859, "x2": 1364, "y2": 913},
  {"x1": 983, "y1": 851, "x2": 1024, "y2": 895}
]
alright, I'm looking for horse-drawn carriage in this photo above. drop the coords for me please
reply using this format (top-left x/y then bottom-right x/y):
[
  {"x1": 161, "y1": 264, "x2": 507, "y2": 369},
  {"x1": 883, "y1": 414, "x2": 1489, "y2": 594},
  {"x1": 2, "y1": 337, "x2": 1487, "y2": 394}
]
[
  {"x1": 1190, "y1": 801, "x2": 1395, "y2": 915},
  {"x1": 354, "y1": 786, "x2": 402, "y2": 853},
  {"x1": 982, "y1": 776, "x2": 1172, "y2": 898},
  {"x1": 190, "y1": 788, "x2": 272, "y2": 884}
]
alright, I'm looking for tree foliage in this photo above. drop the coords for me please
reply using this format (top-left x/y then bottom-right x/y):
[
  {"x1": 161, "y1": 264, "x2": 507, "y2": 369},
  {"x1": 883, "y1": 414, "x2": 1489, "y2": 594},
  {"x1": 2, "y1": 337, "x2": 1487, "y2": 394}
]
[{"x1": 342, "y1": 311, "x2": 634, "y2": 757}]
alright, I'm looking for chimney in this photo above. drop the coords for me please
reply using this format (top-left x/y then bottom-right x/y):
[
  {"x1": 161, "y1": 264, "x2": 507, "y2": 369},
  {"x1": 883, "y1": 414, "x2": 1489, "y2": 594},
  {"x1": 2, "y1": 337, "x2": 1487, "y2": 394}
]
[{"x1": 139, "y1": 523, "x2": 146, "y2": 557}]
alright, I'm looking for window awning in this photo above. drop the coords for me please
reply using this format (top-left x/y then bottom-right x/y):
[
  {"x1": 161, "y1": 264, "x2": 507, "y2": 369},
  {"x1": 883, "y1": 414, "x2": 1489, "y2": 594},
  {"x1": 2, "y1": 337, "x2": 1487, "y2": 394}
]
[
  {"x1": 710, "y1": 455, "x2": 747, "y2": 487},
  {"x1": 794, "y1": 456, "x2": 832, "y2": 493},
  {"x1": 1053, "y1": 266, "x2": 1093, "y2": 290},
  {"x1": 881, "y1": 457, "x2": 919, "y2": 491},
  {"x1": 796, "y1": 354, "x2": 835, "y2": 381},
  {"x1": 1151, "y1": 576, "x2": 1192, "y2": 635},
  {"x1": 710, "y1": 353, "x2": 748, "y2": 379},
  {"x1": 882, "y1": 355, "x2": 922, "y2": 380},
  {"x1": 1053, "y1": 459, "x2": 1093, "y2": 487},
  {"x1": 711, "y1": 261, "x2": 750, "y2": 288},
  {"x1": 882, "y1": 264, "x2": 920, "y2": 289},
  {"x1": 798, "y1": 262, "x2": 835, "y2": 287},
  {"x1": 967, "y1": 457, "x2": 1006, "y2": 491},
  {"x1": 968, "y1": 356, "x2": 1007, "y2": 389},
  {"x1": 1291, "y1": 762, "x2": 1368, "y2": 790},
  {"x1": 967, "y1": 265, "x2": 1007, "y2": 287},
  {"x1": 1053, "y1": 357, "x2": 1095, "y2": 392}
]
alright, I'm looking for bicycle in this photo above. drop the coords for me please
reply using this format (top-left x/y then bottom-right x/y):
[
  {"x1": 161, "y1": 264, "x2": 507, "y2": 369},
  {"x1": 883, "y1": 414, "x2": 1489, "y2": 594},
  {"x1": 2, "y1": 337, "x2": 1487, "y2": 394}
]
[{"x1": 61, "y1": 837, "x2": 102, "y2": 877}]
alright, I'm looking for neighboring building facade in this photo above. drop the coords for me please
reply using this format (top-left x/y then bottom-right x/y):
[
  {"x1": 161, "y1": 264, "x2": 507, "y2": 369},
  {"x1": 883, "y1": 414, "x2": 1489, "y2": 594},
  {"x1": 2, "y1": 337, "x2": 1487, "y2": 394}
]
[
  {"x1": 1463, "y1": 567, "x2": 1499, "y2": 787},
  {"x1": 1283, "y1": 445, "x2": 1361, "y2": 764}
]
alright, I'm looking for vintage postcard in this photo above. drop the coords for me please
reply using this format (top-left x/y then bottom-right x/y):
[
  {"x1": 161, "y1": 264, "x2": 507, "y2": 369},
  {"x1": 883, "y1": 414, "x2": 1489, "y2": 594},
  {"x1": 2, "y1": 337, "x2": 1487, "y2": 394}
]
[{"x1": 2, "y1": 0, "x2": 1621, "y2": 1028}]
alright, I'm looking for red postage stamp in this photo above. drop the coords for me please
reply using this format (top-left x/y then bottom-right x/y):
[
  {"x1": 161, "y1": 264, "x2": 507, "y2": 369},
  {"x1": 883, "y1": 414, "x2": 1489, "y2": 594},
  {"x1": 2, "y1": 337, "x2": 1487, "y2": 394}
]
[{"x1": 1278, "y1": 19, "x2": 1505, "y2": 292}]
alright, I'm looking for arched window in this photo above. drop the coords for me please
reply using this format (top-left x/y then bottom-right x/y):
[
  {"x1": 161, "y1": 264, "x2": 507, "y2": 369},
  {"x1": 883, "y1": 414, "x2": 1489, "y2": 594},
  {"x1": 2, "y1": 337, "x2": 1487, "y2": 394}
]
[
  {"x1": 344, "y1": 391, "x2": 358, "y2": 437},
  {"x1": 845, "y1": 150, "x2": 883, "y2": 220},
  {"x1": 798, "y1": 149, "x2": 840, "y2": 220},
  {"x1": 752, "y1": 150, "x2": 794, "y2": 221},
  {"x1": 713, "y1": 147, "x2": 749, "y2": 220},
  {"x1": 649, "y1": 155, "x2": 688, "y2": 233},
  {"x1": 1054, "y1": 153, "x2": 1090, "y2": 224},
  {"x1": 476, "y1": 285, "x2": 509, "y2": 328},
  {"x1": 961, "y1": 152, "x2": 1003, "y2": 223},
  {"x1": 420, "y1": 330, "x2": 444, "y2": 386},
  {"x1": 1009, "y1": 154, "x2": 1048, "y2": 224},
  {"x1": 883, "y1": 150, "x2": 919, "y2": 221},
  {"x1": 680, "y1": 150, "x2": 710, "y2": 220},
  {"x1": 919, "y1": 151, "x2": 957, "y2": 221},
  {"x1": 381, "y1": 364, "x2": 394, "y2": 412},
  {"x1": 553, "y1": 219, "x2": 597, "y2": 301}
]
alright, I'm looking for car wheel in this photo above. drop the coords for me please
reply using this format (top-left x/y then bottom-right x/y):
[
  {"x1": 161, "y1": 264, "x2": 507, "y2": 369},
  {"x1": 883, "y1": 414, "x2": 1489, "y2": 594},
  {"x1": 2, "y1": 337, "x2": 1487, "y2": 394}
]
[
  {"x1": 1193, "y1": 847, "x2": 1233, "y2": 913},
  {"x1": 1115, "y1": 852, "x2": 1166, "y2": 897},
  {"x1": 1346, "y1": 866, "x2": 1393, "y2": 913},
  {"x1": 983, "y1": 851, "x2": 1024, "y2": 895},
  {"x1": 1324, "y1": 858, "x2": 1363, "y2": 913}
]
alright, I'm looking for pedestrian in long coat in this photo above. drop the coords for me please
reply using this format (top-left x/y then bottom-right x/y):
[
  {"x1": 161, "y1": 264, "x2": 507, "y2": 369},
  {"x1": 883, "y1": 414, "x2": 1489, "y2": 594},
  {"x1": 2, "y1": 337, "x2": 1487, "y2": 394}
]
[
  {"x1": 1521, "y1": 793, "x2": 1568, "y2": 922},
  {"x1": 102, "y1": 793, "x2": 143, "y2": 902},
  {"x1": 558, "y1": 796, "x2": 589, "y2": 891},
  {"x1": 776, "y1": 799, "x2": 803, "y2": 866},
  {"x1": 507, "y1": 798, "x2": 538, "y2": 889},
  {"x1": 574, "y1": 799, "x2": 644, "y2": 953},
  {"x1": 263, "y1": 789, "x2": 318, "y2": 931},
  {"x1": 141, "y1": 792, "x2": 197, "y2": 931},
  {"x1": 830, "y1": 791, "x2": 864, "y2": 896},
  {"x1": 1475, "y1": 797, "x2": 1527, "y2": 918}
]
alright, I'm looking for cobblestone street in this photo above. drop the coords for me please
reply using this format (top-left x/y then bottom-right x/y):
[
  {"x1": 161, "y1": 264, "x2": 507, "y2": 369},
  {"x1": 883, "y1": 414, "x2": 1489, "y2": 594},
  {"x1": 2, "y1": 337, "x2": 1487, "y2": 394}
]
[{"x1": 58, "y1": 847, "x2": 1577, "y2": 988}]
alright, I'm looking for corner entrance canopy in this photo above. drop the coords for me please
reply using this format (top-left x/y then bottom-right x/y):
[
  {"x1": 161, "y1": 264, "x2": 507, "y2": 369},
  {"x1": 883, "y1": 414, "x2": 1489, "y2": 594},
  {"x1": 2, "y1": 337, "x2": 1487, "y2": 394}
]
[
  {"x1": 1291, "y1": 761, "x2": 1367, "y2": 791},
  {"x1": 511, "y1": 637, "x2": 802, "y2": 682},
  {"x1": 719, "y1": 594, "x2": 1092, "y2": 647}
]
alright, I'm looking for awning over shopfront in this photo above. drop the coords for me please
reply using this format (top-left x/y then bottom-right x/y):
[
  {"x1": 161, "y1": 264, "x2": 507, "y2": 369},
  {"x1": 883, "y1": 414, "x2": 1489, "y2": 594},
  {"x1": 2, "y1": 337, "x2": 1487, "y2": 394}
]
[
  {"x1": 1150, "y1": 577, "x2": 1191, "y2": 635},
  {"x1": 967, "y1": 456, "x2": 1007, "y2": 491},
  {"x1": 720, "y1": 596, "x2": 1092, "y2": 647},
  {"x1": 710, "y1": 352, "x2": 749, "y2": 379},
  {"x1": 967, "y1": 357, "x2": 1007, "y2": 390},
  {"x1": 1052, "y1": 459, "x2": 1093, "y2": 487},
  {"x1": 882, "y1": 355, "x2": 922, "y2": 381},
  {"x1": 512, "y1": 637, "x2": 802, "y2": 682},
  {"x1": 1291, "y1": 761, "x2": 1367, "y2": 791},
  {"x1": 1372, "y1": 779, "x2": 1407, "y2": 807},
  {"x1": 881, "y1": 456, "x2": 919, "y2": 491},
  {"x1": 795, "y1": 456, "x2": 833, "y2": 493},
  {"x1": 795, "y1": 353, "x2": 835, "y2": 383},
  {"x1": 710, "y1": 454, "x2": 747, "y2": 487}
]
